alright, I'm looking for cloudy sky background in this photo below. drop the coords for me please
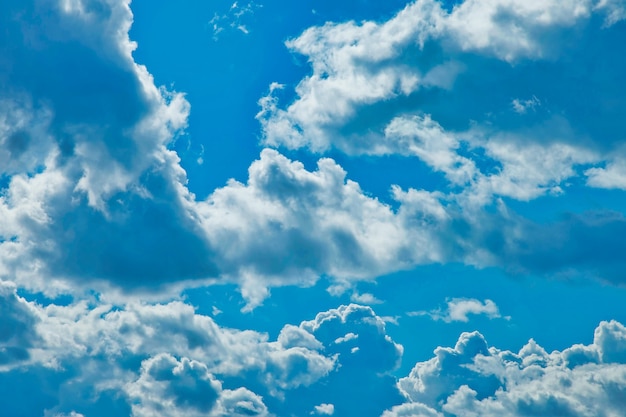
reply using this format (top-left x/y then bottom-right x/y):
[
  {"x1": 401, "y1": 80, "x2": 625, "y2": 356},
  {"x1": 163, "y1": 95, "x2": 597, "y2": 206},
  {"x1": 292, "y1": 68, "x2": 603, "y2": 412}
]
[{"x1": 2, "y1": 0, "x2": 626, "y2": 416}]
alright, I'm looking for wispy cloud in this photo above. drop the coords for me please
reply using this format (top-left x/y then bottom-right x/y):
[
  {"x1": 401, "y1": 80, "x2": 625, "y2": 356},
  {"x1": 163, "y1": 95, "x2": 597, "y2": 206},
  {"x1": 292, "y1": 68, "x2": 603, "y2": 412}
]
[
  {"x1": 209, "y1": 1, "x2": 261, "y2": 40},
  {"x1": 511, "y1": 95, "x2": 541, "y2": 114}
]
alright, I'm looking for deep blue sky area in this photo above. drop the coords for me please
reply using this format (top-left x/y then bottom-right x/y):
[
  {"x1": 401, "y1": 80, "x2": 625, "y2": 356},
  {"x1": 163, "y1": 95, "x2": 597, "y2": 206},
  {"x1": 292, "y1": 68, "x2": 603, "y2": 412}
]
[{"x1": 2, "y1": 1, "x2": 626, "y2": 416}]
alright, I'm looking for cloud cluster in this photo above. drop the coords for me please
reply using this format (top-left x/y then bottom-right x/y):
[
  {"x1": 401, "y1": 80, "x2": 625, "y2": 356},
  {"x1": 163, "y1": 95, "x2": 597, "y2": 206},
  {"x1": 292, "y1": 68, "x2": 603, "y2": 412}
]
[
  {"x1": 1, "y1": 0, "x2": 625, "y2": 311},
  {"x1": 0, "y1": 295, "x2": 404, "y2": 417},
  {"x1": 254, "y1": 0, "x2": 626, "y2": 288},
  {"x1": 0, "y1": 0, "x2": 219, "y2": 296},
  {"x1": 125, "y1": 354, "x2": 269, "y2": 417},
  {"x1": 258, "y1": 0, "x2": 624, "y2": 152},
  {"x1": 388, "y1": 320, "x2": 626, "y2": 416},
  {"x1": 257, "y1": 0, "x2": 626, "y2": 203}
]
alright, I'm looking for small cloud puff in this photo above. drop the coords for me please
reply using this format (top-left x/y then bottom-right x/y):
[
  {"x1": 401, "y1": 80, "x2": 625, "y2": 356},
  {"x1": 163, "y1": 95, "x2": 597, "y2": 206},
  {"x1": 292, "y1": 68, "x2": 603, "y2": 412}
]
[
  {"x1": 312, "y1": 403, "x2": 335, "y2": 415},
  {"x1": 350, "y1": 292, "x2": 383, "y2": 305},
  {"x1": 511, "y1": 96, "x2": 541, "y2": 114},
  {"x1": 409, "y1": 298, "x2": 504, "y2": 323}
]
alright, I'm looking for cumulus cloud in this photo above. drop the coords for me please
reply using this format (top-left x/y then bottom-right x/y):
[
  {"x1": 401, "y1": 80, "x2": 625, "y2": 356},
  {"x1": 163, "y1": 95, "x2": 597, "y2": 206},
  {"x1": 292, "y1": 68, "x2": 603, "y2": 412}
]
[
  {"x1": 389, "y1": 320, "x2": 626, "y2": 416},
  {"x1": 292, "y1": 304, "x2": 406, "y2": 416},
  {"x1": 351, "y1": 292, "x2": 383, "y2": 305},
  {"x1": 125, "y1": 354, "x2": 269, "y2": 417},
  {"x1": 194, "y1": 149, "x2": 447, "y2": 307},
  {"x1": 1, "y1": 297, "x2": 408, "y2": 417},
  {"x1": 1, "y1": 0, "x2": 625, "y2": 311},
  {"x1": 258, "y1": 0, "x2": 625, "y2": 151},
  {"x1": 0, "y1": 0, "x2": 219, "y2": 296},
  {"x1": 410, "y1": 298, "x2": 503, "y2": 323}
]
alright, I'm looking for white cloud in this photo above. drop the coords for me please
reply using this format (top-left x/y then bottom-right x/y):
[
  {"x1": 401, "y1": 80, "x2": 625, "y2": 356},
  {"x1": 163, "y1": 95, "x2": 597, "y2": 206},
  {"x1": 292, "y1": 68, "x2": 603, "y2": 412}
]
[
  {"x1": 258, "y1": 0, "x2": 622, "y2": 153},
  {"x1": 313, "y1": 403, "x2": 335, "y2": 415},
  {"x1": 125, "y1": 354, "x2": 223, "y2": 417},
  {"x1": 125, "y1": 353, "x2": 270, "y2": 417},
  {"x1": 33, "y1": 299, "x2": 336, "y2": 390},
  {"x1": 390, "y1": 320, "x2": 626, "y2": 417},
  {"x1": 350, "y1": 292, "x2": 383, "y2": 305},
  {"x1": 381, "y1": 403, "x2": 442, "y2": 417},
  {"x1": 1, "y1": 297, "x2": 408, "y2": 416},
  {"x1": 14, "y1": 298, "x2": 344, "y2": 415},
  {"x1": 410, "y1": 298, "x2": 503, "y2": 323},
  {"x1": 595, "y1": 0, "x2": 626, "y2": 25},
  {"x1": 255, "y1": 0, "x2": 624, "y2": 220},
  {"x1": 0, "y1": 0, "x2": 623, "y2": 311},
  {"x1": 194, "y1": 149, "x2": 446, "y2": 308},
  {"x1": 50, "y1": 413, "x2": 85, "y2": 417},
  {"x1": 585, "y1": 153, "x2": 626, "y2": 190},
  {"x1": 0, "y1": 0, "x2": 624, "y2": 357}
]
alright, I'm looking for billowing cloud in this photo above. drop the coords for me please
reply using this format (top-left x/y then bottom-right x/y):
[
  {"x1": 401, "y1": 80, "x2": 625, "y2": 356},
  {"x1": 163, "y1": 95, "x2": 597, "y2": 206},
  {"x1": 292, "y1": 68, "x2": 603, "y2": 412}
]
[
  {"x1": 0, "y1": 0, "x2": 217, "y2": 295},
  {"x1": 3, "y1": 1, "x2": 626, "y2": 417},
  {"x1": 125, "y1": 353, "x2": 269, "y2": 417},
  {"x1": 1, "y1": 0, "x2": 625, "y2": 310},
  {"x1": 390, "y1": 320, "x2": 626, "y2": 416},
  {"x1": 256, "y1": 0, "x2": 626, "y2": 211},
  {"x1": 0, "y1": 297, "x2": 408, "y2": 417}
]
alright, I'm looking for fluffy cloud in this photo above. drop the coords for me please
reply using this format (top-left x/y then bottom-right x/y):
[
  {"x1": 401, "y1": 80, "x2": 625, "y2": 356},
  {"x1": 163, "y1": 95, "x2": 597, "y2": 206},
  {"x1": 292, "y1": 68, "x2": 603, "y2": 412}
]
[
  {"x1": 390, "y1": 320, "x2": 626, "y2": 416},
  {"x1": 195, "y1": 149, "x2": 448, "y2": 307},
  {"x1": 125, "y1": 354, "x2": 269, "y2": 417},
  {"x1": 2, "y1": 0, "x2": 625, "y2": 309},
  {"x1": 33, "y1": 299, "x2": 335, "y2": 390},
  {"x1": 0, "y1": 0, "x2": 219, "y2": 296},
  {"x1": 258, "y1": 0, "x2": 624, "y2": 151},
  {"x1": 257, "y1": 0, "x2": 626, "y2": 210},
  {"x1": 291, "y1": 304, "x2": 405, "y2": 416},
  {"x1": 1, "y1": 297, "x2": 407, "y2": 417},
  {"x1": 313, "y1": 403, "x2": 335, "y2": 415},
  {"x1": 0, "y1": 0, "x2": 450, "y2": 306}
]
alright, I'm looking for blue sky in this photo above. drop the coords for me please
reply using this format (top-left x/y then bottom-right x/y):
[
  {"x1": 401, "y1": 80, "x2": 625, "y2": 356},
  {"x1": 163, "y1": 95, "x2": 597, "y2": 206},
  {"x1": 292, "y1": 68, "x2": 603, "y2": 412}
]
[{"x1": 2, "y1": 0, "x2": 626, "y2": 416}]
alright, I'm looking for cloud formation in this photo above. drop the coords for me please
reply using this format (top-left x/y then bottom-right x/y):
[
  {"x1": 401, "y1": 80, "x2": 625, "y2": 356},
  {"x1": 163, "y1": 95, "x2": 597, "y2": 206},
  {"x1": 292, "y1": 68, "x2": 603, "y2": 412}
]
[
  {"x1": 1, "y1": 0, "x2": 625, "y2": 311},
  {"x1": 0, "y1": 295, "x2": 405, "y2": 416},
  {"x1": 390, "y1": 320, "x2": 626, "y2": 416}
]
